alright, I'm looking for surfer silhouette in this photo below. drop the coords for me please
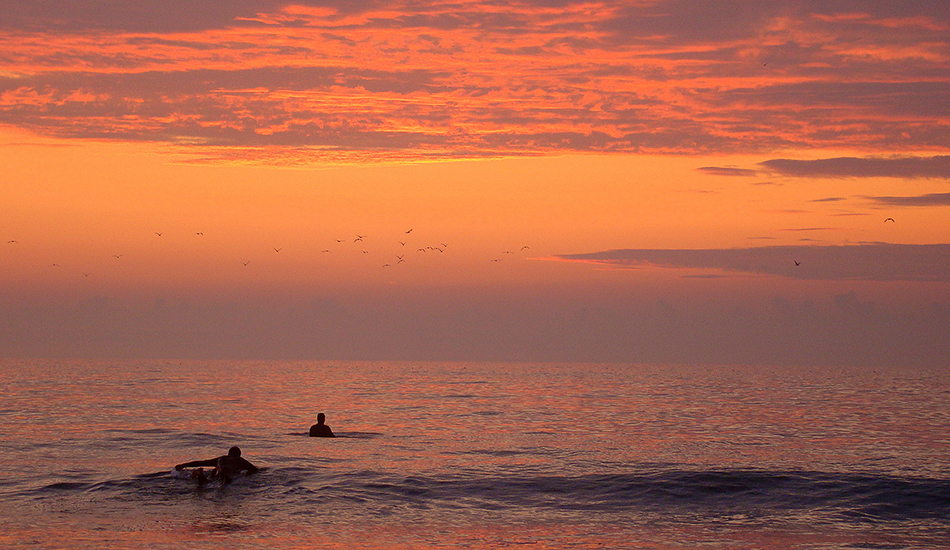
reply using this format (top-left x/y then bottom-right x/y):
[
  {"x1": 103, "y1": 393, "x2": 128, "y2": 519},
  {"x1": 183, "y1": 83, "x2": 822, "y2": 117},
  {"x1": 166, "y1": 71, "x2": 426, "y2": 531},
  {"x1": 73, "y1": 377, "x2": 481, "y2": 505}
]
[
  {"x1": 309, "y1": 412, "x2": 335, "y2": 438},
  {"x1": 175, "y1": 446, "x2": 259, "y2": 485}
]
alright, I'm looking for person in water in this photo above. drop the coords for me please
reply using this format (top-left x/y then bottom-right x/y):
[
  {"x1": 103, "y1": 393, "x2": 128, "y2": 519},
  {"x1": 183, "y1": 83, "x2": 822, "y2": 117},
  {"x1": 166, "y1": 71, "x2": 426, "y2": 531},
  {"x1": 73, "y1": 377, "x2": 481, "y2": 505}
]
[
  {"x1": 175, "y1": 446, "x2": 259, "y2": 485},
  {"x1": 309, "y1": 412, "x2": 335, "y2": 437}
]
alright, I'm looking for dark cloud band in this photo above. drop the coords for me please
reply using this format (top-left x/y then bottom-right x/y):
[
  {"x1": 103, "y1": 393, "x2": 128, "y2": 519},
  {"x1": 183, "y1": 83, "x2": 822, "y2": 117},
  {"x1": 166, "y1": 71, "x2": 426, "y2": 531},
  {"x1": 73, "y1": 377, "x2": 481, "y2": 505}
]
[{"x1": 555, "y1": 243, "x2": 950, "y2": 282}]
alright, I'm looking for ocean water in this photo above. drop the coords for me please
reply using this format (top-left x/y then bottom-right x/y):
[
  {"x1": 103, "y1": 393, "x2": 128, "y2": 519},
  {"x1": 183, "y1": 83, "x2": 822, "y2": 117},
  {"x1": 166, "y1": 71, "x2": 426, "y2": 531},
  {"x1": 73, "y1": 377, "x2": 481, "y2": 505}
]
[{"x1": 0, "y1": 360, "x2": 948, "y2": 549}]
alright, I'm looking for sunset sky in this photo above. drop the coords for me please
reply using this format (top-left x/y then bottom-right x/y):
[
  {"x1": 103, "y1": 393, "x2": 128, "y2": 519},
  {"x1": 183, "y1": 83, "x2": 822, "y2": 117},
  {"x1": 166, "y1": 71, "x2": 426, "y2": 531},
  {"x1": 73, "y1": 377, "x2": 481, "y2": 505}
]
[{"x1": 1, "y1": 0, "x2": 949, "y2": 366}]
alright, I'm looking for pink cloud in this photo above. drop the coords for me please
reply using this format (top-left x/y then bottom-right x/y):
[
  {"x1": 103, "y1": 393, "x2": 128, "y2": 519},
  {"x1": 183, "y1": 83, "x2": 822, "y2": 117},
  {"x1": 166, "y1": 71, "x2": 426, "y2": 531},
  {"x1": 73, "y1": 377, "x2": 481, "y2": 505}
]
[{"x1": 0, "y1": 1, "x2": 947, "y2": 162}]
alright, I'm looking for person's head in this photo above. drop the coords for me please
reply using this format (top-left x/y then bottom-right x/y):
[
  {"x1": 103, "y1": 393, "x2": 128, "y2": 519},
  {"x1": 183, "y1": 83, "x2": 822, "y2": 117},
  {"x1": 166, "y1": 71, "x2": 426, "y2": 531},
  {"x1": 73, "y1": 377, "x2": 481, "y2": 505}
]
[
  {"x1": 317, "y1": 413, "x2": 326, "y2": 424},
  {"x1": 228, "y1": 446, "x2": 241, "y2": 457}
]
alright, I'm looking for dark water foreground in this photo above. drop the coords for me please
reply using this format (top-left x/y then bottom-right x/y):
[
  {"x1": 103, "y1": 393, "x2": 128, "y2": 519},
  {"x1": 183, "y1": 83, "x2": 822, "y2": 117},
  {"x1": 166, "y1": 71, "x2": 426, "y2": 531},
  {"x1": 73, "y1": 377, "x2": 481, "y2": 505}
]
[
  {"x1": 36, "y1": 464, "x2": 950, "y2": 522},
  {"x1": 1, "y1": 360, "x2": 948, "y2": 549},
  {"x1": 10, "y1": 462, "x2": 950, "y2": 549}
]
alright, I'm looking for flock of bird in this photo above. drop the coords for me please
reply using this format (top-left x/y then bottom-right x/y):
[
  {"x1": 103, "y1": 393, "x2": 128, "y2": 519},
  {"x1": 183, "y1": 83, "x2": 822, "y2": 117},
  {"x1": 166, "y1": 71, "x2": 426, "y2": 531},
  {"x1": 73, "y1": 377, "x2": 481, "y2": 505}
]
[
  {"x1": 4, "y1": 228, "x2": 533, "y2": 279},
  {"x1": 5, "y1": 216, "x2": 899, "y2": 275}
]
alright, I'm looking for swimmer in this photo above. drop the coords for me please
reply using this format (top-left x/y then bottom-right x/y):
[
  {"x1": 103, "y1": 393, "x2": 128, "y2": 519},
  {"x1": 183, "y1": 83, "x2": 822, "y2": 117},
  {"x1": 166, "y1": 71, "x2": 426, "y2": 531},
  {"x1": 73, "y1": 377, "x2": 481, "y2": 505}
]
[
  {"x1": 175, "y1": 446, "x2": 259, "y2": 485},
  {"x1": 309, "y1": 413, "x2": 335, "y2": 438}
]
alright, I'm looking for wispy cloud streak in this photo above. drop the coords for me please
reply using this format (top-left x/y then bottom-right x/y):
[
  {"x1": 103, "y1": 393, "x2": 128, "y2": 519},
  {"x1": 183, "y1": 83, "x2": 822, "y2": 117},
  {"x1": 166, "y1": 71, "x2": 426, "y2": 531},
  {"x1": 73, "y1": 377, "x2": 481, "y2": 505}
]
[
  {"x1": 697, "y1": 166, "x2": 762, "y2": 177},
  {"x1": 761, "y1": 156, "x2": 950, "y2": 179},
  {"x1": 866, "y1": 193, "x2": 950, "y2": 206}
]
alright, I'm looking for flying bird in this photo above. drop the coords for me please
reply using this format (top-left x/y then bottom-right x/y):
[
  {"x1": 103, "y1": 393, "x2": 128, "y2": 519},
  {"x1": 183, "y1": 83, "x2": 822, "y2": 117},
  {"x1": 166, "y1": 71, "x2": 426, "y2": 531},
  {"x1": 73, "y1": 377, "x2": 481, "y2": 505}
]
[
  {"x1": 196, "y1": 232, "x2": 204, "y2": 236},
  {"x1": 274, "y1": 247, "x2": 282, "y2": 252},
  {"x1": 7, "y1": 240, "x2": 17, "y2": 244},
  {"x1": 884, "y1": 218, "x2": 895, "y2": 223},
  {"x1": 49, "y1": 263, "x2": 61, "y2": 268},
  {"x1": 155, "y1": 232, "x2": 163, "y2": 237},
  {"x1": 521, "y1": 246, "x2": 530, "y2": 251},
  {"x1": 405, "y1": 229, "x2": 413, "y2": 234},
  {"x1": 113, "y1": 254, "x2": 123, "y2": 258},
  {"x1": 354, "y1": 235, "x2": 366, "y2": 242},
  {"x1": 794, "y1": 261, "x2": 800, "y2": 266},
  {"x1": 399, "y1": 241, "x2": 406, "y2": 246},
  {"x1": 242, "y1": 261, "x2": 250, "y2": 266}
]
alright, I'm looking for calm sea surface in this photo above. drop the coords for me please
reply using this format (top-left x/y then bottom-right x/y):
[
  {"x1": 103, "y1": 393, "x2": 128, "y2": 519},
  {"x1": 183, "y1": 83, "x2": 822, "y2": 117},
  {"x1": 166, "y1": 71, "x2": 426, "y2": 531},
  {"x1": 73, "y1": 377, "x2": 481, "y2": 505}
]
[{"x1": 0, "y1": 360, "x2": 948, "y2": 549}]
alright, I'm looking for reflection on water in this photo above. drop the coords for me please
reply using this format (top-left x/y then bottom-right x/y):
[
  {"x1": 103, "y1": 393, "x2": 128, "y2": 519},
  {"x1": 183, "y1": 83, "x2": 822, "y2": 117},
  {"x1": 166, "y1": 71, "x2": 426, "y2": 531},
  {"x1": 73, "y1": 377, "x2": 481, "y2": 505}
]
[{"x1": 0, "y1": 360, "x2": 948, "y2": 549}]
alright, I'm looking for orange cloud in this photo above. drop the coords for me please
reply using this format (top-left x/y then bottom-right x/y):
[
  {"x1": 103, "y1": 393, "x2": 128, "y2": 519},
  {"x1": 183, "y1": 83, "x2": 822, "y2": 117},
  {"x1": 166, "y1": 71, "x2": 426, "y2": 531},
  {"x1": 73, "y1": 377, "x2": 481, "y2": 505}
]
[{"x1": 0, "y1": 1, "x2": 948, "y2": 163}]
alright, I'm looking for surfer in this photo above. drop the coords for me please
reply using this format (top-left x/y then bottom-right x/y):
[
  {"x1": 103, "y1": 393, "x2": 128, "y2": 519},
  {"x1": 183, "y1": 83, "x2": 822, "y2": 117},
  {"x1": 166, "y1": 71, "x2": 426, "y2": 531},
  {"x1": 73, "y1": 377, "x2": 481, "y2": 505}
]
[
  {"x1": 309, "y1": 412, "x2": 335, "y2": 438},
  {"x1": 175, "y1": 446, "x2": 259, "y2": 485}
]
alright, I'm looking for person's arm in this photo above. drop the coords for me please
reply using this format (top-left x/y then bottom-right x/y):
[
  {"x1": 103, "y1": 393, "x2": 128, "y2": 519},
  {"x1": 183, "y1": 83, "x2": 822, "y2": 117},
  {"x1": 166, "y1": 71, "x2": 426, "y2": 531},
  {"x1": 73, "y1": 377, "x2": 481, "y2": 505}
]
[
  {"x1": 239, "y1": 458, "x2": 259, "y2": 474},
  {"x1": 175, "y1": 458, "x2": 218, "y2": 470}
]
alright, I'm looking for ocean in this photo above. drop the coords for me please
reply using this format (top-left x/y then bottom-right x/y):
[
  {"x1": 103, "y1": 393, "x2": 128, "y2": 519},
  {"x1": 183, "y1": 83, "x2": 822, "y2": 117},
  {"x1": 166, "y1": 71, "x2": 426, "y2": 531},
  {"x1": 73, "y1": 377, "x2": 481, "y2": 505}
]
[{"x1": 0, "y1": 360, "x2": 948, "y2": 549}]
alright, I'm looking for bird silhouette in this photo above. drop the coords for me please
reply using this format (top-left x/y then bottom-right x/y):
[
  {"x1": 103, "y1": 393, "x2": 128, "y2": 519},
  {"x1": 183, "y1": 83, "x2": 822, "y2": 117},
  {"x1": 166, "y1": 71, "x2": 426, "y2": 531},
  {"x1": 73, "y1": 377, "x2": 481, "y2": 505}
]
[
  {"x1": 884, "y1": 218, "x2": 895, "y2": 223},
  {"x1": 155, "y1": 232, "x2": 163, "y2": 237},
  {"x1": 242, "y1": 261, "x2": 250, "y2": 266},
  {"x1": 274, "y1": 247, "x2": 282, "y2": 252},
  {"x1": 794, "y1": 261, "x2": 800, "y2": 266}
]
